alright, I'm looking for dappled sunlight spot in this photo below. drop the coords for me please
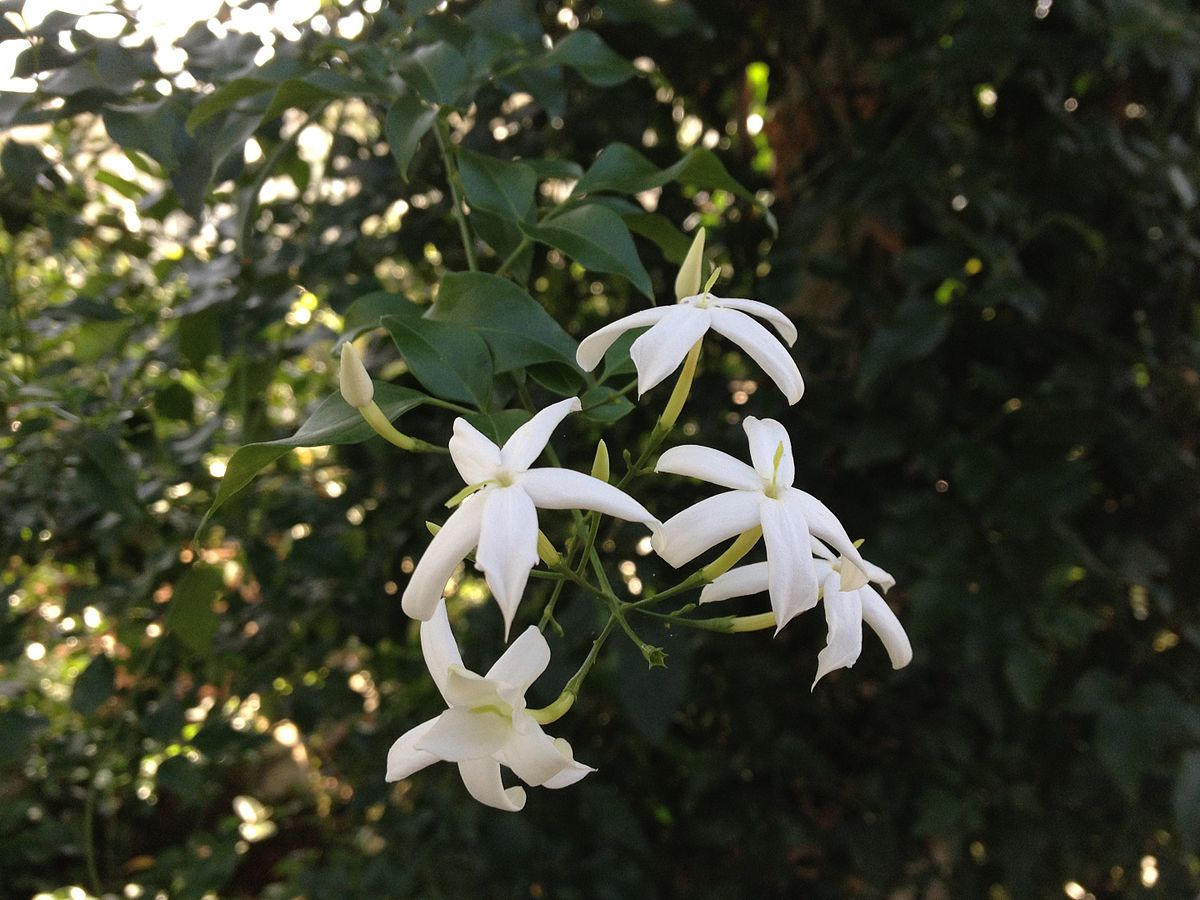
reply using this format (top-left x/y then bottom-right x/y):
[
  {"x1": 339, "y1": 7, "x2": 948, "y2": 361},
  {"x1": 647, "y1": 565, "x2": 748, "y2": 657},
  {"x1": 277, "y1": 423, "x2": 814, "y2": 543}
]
[{"x1": 1140, "y1": 855, "x2": 1158, "y2": 887}]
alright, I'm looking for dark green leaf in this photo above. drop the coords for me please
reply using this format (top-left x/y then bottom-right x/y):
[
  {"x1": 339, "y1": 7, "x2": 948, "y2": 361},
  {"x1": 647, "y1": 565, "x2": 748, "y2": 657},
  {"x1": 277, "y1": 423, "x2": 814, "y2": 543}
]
[
  {"x1": 396, "y1": 42, "x2": 469, "y2": 106},
  {"x1": 523, "y1": 204, "x2": 653, "y2": 298},
  {"x1": 427, "y1": 271, "x2": 579, "y2": 374},
  {"x1": 169, "y1": 565, "x2": 223, "y2": 656},
  {"x1": 186, "y1": 77, "x2": 272, "y2": 133},
  {"x1": 70, "y1": 654, "x2": 115, "y2": 715},
  {"x1": 623, "y1": 212, "x2": 691, "y2": 263},
  {"x1": 78, "y1": 432, "x2": 140, "y2": 519},
  {"x1": 540, "y1": 31, "x2": 637, "y2": 86},
  {"x1": 0, "y1": 712, "x2": 47, "y2": 765},
  {"x1": 197, "y1": 383, "x2": 428, "y2": 534},
  {"x1": 464, "y1": 408, "x2": 532, "y2": 444},
  {"x1": 457, "y1": 148, "x2": 537, "y2": 222},
  {"x1": 262, "y1": 72, "x2": 359, "y2": 121},
  {"x1": 855, "y1": 298, "x2": 952, "y2": 397},
  {"x1": 383, "y1": 315, "x2": 493, "y2": 407},
  {"x1": 574, "y1": 143, "x2": 776, "y2": 233},
  {"x1": 385, "y1": 94, "x2": 437, "y2": 179},
  {"x1": 340, "y1": 291, "x2": 423, "y2": 343},
  {"x1": 579, "y1": 384, "x2": 635, "y2": 424}
]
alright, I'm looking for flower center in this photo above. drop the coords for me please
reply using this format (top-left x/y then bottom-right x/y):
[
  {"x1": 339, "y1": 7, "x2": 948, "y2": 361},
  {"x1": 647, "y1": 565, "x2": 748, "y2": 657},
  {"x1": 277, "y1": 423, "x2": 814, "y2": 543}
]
[{"x1": 764, "y1": 440, "x2": 786, "y2": 499}]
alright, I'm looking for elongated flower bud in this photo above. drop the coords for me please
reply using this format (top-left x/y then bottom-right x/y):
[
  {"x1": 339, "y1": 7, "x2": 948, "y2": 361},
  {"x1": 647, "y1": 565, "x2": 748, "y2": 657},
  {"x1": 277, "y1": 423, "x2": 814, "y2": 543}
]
[
  {"x1": 339, "y1": 342, "x2": 374, "y2": 408},
  {"x1": 590, "y1": 439, "x2": 610, "y2": 483},
  {"x1": 674, "y1": 227, "x2": 705, "y2": 300}
]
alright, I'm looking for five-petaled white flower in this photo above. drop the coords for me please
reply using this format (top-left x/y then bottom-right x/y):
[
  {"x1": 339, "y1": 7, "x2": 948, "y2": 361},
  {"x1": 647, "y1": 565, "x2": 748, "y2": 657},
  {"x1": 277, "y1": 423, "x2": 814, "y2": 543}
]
[
  {"x1": 701, "y1": 541, "x2": 911, "y2": 687},
  {"x1": 574, "y1": 229, "x2": 804, "y2": 403},
  {"x1": 402, "y1": 396, "x2": 657, "y2": 636},
  {"x1": 386, "y1": 600, "x2": 593, "y2": 811},
  {"x1": 652, "y1": 416, "x2": 873, "y2": 632}
]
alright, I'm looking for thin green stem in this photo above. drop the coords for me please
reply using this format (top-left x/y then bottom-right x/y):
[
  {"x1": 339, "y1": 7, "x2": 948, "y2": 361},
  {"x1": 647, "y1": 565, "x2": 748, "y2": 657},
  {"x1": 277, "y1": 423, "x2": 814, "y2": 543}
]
[
  {"x1": 432, "y1": 115, "x2": 478, "y2": 272},
  {"x1": 495, "y1": 237, "x2": 531, "y2": 278}
]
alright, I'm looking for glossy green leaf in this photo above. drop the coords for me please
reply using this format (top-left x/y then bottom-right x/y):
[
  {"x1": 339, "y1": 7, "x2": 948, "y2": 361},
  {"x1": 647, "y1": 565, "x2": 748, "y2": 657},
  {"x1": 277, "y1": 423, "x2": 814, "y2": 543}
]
[
  {"x1": 523, "y1": 204, "x2": 653, "y2": 298},
  {"x1": 340, "y1": 291, "x2": 423, "y2": 344},
  {"x1": 186, "y1": 77, "x2": 271, "y2": 133},
  {"x1": 385, "y1": 94, "x2": 437, "y2": 179},
  {"x1": 197, "y1": 383, "x2": 428, "y2": 534},
  {"x1": 541, "y1": 31, "x2": 637, "y2": 86},
  {"x1": 396, "y1": 42, "x2": 469, "y2": 106},
  {"x1": 383, "y1": 314, "x2": 492, "y2": 407},
  {"x1": 427, "y1": 271, "x2": 579, "y2": 374},
  {"x1": 573, "y1": 143, "x2": 776, "y2": 233},
  {"x1": 457, "y1": 148, "x2": 537, "y2": 222},
  {"x1": 623, "y1": 212, "x2": 691, "y2": 263}
]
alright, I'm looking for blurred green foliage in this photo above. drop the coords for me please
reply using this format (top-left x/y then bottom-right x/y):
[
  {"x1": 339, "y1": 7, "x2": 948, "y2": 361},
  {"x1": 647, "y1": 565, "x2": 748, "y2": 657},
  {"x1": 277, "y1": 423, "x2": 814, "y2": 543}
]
[{"x1": 2, "y1": 0, "x2": 1198, "y2": 897}]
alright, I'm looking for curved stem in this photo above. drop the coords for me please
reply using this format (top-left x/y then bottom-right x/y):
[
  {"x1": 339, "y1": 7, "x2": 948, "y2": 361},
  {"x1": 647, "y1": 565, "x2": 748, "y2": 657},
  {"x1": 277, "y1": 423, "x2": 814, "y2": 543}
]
[{"x1": 432, "y1": 114, "x2": 478, "y2": 272}]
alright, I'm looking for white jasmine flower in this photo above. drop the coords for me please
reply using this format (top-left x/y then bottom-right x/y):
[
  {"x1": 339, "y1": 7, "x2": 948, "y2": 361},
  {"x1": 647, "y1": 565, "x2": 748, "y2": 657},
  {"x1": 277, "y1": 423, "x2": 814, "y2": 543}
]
[
  {"x1": 402, "y1": 397, "x2": 657, "y2": 635},
  {"x1": 652, "y1": 416, "x2": 870, "y2": 631},
  {"x1": 701, "y1": 543, "x2": 911, "y2": 686},
  {"x1": 574, "y1": 229, "x2": 804, "y2": 403},
  {"x1": 386, "y1": 600, "x2": 593, "y2": 811}
]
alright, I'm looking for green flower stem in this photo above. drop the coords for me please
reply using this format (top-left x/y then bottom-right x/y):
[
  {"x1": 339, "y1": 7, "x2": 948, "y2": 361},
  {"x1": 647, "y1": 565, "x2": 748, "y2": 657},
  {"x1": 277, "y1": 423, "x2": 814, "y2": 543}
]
[
  {"x1": 432, "y1": 114, "x2": 478, "y2": 272},
  {"x1": 699, "y1": 526, "x2": 763, "y2": 581},
  {"x1": 495, "y1": 237, "x2": 531, "y2": 277},
  {"x1": 527, "y1": 615, "x2": 617, "y2": 724},
  {"x1": 359, "y1": 402, "x2": 447, "y2": 453},
  {"x1": 83, "y1": 780, "x2": 101, "y2": 895},
  {"x1": 631, "y1": 608, "x2": 776, "y2": 634},
  {"x1": 657, "y1": 339, "x2": 702, "y2": 431}
]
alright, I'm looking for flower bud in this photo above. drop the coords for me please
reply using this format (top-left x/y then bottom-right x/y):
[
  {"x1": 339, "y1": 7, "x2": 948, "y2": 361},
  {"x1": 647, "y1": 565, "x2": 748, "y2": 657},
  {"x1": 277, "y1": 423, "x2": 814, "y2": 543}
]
[
  {"x1": 339, "y1": 342, "x2": 374, "y2": 408},
  {"x1": 674, "y1": 227, "x2": 705, "y2": 300},
  {"x1": 590, "y1": 439, "x2": 610, "y2": 483}
]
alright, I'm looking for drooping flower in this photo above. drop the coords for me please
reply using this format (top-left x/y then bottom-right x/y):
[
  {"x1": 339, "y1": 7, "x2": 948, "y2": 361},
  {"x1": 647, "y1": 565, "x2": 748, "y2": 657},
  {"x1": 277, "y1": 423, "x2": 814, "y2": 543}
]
[
  {"x1": 700, "y1": 542, "x2": 911, "y2": 687},
  {"x1": 574, "y1": 229, "x2": 804, "y2": 403},
  {"x1": 402, "y1": 397, "x2": 657, "y2": 635},
  {"x1": 386, "y1": 600, "x2": 593, "y2": 811},
  {"x1": 652, "y1": 416, "x2": 871, "y2": 631}
]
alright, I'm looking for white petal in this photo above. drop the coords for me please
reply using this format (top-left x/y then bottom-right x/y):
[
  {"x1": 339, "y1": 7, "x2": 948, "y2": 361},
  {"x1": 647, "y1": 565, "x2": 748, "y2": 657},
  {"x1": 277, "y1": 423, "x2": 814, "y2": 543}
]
[
  {"x1": 712, "y1": 296, "x2": 798, "y2": 344},
  {"x1": 419, "y1": 601, "x2": 465, "y2": 702},
  {"x1": 385, "y1": 717, "x2": 442, "y2": 782},
  {"x1": 519, "y1": 468, "x2": 656, "y2": 524},
  {"x1": 699, "y1": 562, "x2": 769, "y2": 604},
  {"x1": 813, "y1": 572, "x2": 864, "y2": 688},
  {"x1": 629, "y1": 304, "x2": 711, "y2": 396},
  {"x1": 742, "y1": 416, "x2": 795, "y2": 488},
  {"x1": 441, "y1": 665, "x2": 503, "y2": 709},
  {"x1": 448, "y1": 418, "x2": 501, "y2": 484},
  {"x1": 416, "y1": 706, "x2": 511, "y2": 761},
  {"x1": 501, "y1": 397, "x2": 582, "y2": 473},
  {"x1": 860, "y1": 586, "x2": 912, "y2": 669},
  {"x1": 457, "y1": 758, "x2": 526, "y2": 811},
  {"x1": 576, "y1": 307, "x2": 674, "y2": 371},
  {"x1": 787, "y1": 490, "x2": 868, "y2": 574},
  {"x1": 497, "y1": 723, "x2": 574, "y2": 787},
  {"x1": 655, "y1": 445, "x2": 761, "y2": 491},
  {"x1": 402, "y1": 496, "x2": 485, "y2": 621},
  {"x1": 474, "y1": 485, "x2": 540, "y2": 638},
  {"x1": 485, "y1": 625, "x2": 551, "y2": 693},
  {"x1": 760, "y1": 498, "x2": 818, "y2": 631},
  {"x1": 652, "y1": 490, "x2": 763, "y2": 567},
  {"x1": 861, "y1": 558, "x2": 897, "y2": 593},
  {"x1": 710, "y1": 308, "x2": 804, "y2": 405},
  {"x1": 542, "y1": 737, "x2": 595, "y2": 788},
  {"x1": 810, "y1": 536, "x2": 836, "y2": 561}
]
